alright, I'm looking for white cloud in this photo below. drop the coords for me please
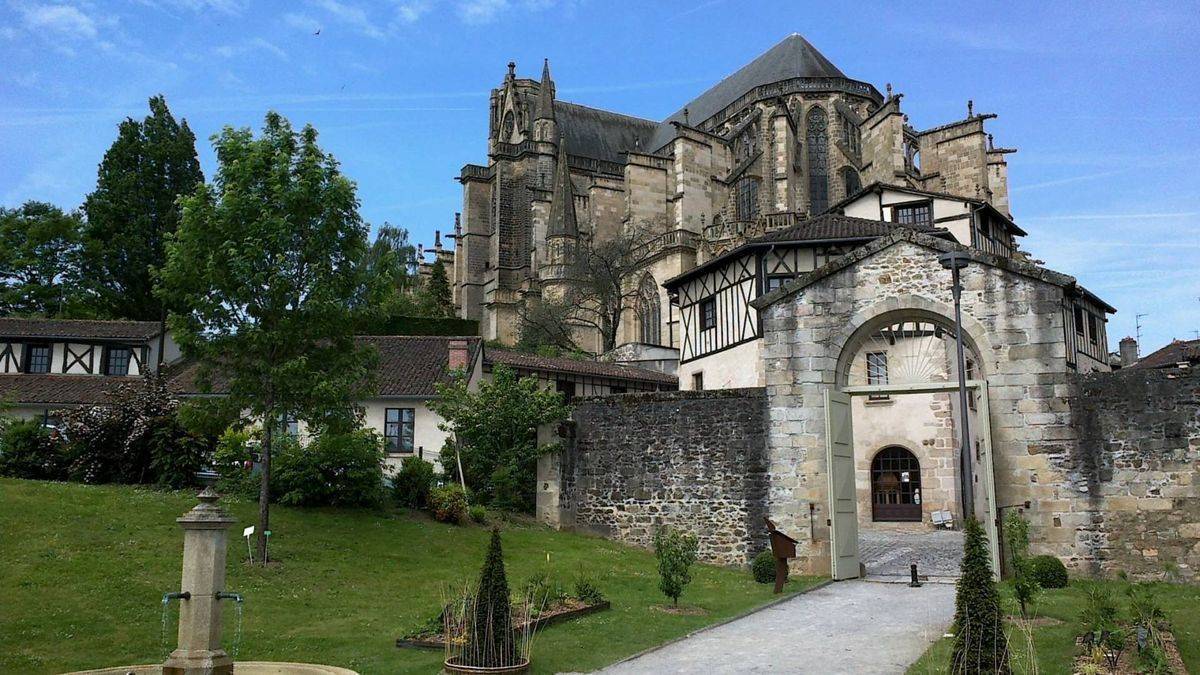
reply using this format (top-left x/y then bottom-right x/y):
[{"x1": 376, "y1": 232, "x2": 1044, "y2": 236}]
[
  {"x1": 214, "y1": 37, "x2": 289, "y2": 61},
  {"x1": 394, "y1": 0, "x2": 433, "y2": 24},
  {"x1": 457, "y1": 0, "x2": 507, "y2": 24},
  {"x1": 16, "y1": 3, "x2": 100, "y2": 39},
  {"x1": 135, "y1": 0, "x2": 246, "y2": 14},
  {"x1": 307, "y1": 0, "x2": 384, "y2": 38}
]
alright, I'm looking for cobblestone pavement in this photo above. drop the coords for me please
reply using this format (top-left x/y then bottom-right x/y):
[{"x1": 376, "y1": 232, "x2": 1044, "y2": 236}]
[
  {"x1": 858, "y1": 527, "x2": 963, "y2": 579},
  {"x1": 597, "y1": 580, "x2": 956, "y2": 674}
]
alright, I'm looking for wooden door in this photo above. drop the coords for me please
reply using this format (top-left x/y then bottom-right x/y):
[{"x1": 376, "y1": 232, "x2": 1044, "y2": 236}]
[{"x1": 825, "y1": 388, "x2": 860, "y2": 580}]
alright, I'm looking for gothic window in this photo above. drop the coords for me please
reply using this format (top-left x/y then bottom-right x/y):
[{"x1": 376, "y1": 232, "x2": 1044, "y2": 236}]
[
  {"x1": 735, "y1": 177, "x2": 759, "y2": 221},
  {"x1": 502, "y1": 111, "x2": 515, "y2": 139},
  {"x1": 806, "y1": 107, "x2": 830, "y2": 215},
  {"x1": 637, "y1": 275, "x2": 662, "y2": 345},
  {"x1": 734, "y1": 122, "x2": 758, "y2": 163},
  {"x1": 904, "y1": 136, "x2": 921, "y2": 173},
  {"x1": 839, "y1": 112, "x2": 861, "y2": 157},
  {"x1": 840, "y1": 166, "x2": 861, "y2": 197}
]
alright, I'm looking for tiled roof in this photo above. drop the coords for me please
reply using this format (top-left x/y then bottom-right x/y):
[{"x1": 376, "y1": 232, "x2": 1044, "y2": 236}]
[
  {"x1": 485, "y1": 348, "x2": 676, "y2": 385},
  {"x1": 1129, "y1": 339, "x2": 1200, "y2": 370},
  {"x1": 0, "y1": 374, "x2": 132, "y2": 406},
  {"x1": 0, "y1": 318, "x2": 162, "y2": 341},
  {"x1": 754, "y1": 213, "x2": 944, "y2": 243},
  {"x1": 166, "y1": 336, "x2": 482, "y2": 398}
]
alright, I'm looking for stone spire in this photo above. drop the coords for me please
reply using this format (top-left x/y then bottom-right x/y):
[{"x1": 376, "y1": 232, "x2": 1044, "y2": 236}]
[
  {"x1": 547, "y1": 141, "x2": 577, "y2": 238},
  {"x1": 535, "y1": 58, "x2": 555, "y2": 121}
]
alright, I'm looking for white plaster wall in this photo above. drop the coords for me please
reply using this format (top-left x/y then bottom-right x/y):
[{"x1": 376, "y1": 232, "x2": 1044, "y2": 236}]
[
  {"x1": 842, "y1": 189, "x2": 974, "y2": 245},
  {"x1": 678, "y1": 339, "x2": 763, "y2": 390},
  {"x1": 362, "y1": 399, "x2": 449, "y2": 473},
  {"x1": 1, "y1": 342, "x2": 24, "y2": 373}
]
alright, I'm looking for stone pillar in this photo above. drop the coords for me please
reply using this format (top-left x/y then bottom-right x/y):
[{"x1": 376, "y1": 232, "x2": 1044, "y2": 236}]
[{"x1": 163, "y1": 487, "x2": 236, "y2": 675}]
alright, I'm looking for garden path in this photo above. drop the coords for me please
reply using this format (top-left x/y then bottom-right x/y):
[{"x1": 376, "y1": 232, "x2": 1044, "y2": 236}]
[{"x1": 597, "y1": 580, "x2": 956, "y2": 674}]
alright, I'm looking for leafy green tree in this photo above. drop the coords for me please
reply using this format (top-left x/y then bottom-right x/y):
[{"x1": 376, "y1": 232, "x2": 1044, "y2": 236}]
[
  {"x1": 1003, "y1": 509, "x2": 1039, "y2": 618},
  {"x1": 359, "y1": 223, "x2": 419, "y2": 308},
  {"x1": 654, "y1": 527, "x2": 699, "y2": 606},
  {"x1": 0, "y1": 202, "x2": 82, "y2": 316},
  {"x1": 159, "y1": 111, "x2": 378, "y2": 562},
  {"x1": 81, "y1": 95, "x2": 202, "y2": 321},
  {"x1": 466, "y1": 529, "x2": 515, "y2": 667},
  {"x1": 431, "y1": 364, "x2": 568, "y2": 512},
  {"x1": 951, "y1": 517, "x2": 1011, "y2": 674},
  {"x1": 425, "y1": 257, "x2": 454, "y2": 317}
]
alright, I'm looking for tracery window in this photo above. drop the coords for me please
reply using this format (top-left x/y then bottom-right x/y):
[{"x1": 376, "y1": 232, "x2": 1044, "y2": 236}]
[
  {"x1": 735, "y1": 177, "x2": 759, "y2": 221},
  {"x1": 502, "y1": 111, "x2": 514, "y2": 139},
  {"x1": 840, "y1": 166, "x2": 861, "y2": 197},
  {"x1": 734, "y1": 122, "x2": 758, "y2": 163},
  {"x1": 806, "y1": 107, "x2": 830, "y2": 215},
  {"x1": 839, "y1": 112, "x2": 861, "y2": 157},
  {"x1": 637, "y1": 275, "x2": 662, "y2": 345}
]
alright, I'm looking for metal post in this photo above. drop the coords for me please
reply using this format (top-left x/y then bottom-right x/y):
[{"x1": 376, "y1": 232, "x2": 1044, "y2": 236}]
[{"x1": 939, "y1": 251, "x2": 976, "y2": 521}]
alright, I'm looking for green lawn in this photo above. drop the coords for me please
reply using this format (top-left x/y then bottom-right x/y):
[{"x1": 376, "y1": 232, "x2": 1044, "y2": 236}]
[
  {"x1": 907, "y1": 580, "x2": 1200, "y2": 674},
  {"x1": 0, "y1": 478, "x2": 819, "y2": 674}
]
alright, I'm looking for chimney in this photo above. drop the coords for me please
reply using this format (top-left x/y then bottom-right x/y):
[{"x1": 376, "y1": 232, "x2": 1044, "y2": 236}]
[
  {"x1": 448, "y1": 339, "x2": 470, "y2": 371},
  {"x1": 1119, "y1": 336, "x2": 1138, "y2": 368}
]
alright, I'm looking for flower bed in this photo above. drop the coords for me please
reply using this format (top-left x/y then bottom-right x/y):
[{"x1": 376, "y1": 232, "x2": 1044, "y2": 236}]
[{"x1": 396, "y1": 598, "x2": 611, "y2": 650}]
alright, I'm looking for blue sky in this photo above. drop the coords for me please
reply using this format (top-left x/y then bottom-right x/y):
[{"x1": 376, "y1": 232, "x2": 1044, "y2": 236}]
[{"x1": 1, "y1": 0, "x2": 1198, "y2": 352}]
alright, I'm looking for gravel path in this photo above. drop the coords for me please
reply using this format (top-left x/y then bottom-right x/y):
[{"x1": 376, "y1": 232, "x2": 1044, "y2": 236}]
[{"x1": 597, "y1": 580, "x2": 956, "y2": 674}]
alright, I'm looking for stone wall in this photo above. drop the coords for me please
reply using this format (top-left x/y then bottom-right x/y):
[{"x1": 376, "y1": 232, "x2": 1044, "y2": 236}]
[
  {"x1": 1067, "y1": 368, "x2": 1200, "y2": 580},
  {"x1": 538, "y1": 388, "x2": 771, "y2": 566}
]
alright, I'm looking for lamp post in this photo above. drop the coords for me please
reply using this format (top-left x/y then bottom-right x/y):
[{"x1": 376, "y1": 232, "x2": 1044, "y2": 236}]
[{"x1": 938, "y1": 250, "x2": 975, "y2": 520}]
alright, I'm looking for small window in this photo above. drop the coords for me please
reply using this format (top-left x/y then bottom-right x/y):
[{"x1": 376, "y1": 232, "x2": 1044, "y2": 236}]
[
  {"x1": 692, "y1": 372, "x2": 704, "y2": 391},
  {"x1": 1086, "y1": 313, "x2": 1098, "y2": 344},
  {"x1": 1074, "y1": 306, "x2": 1086, "y2": 336},
  {"x1": 700, "y1": 297, "x2": 717, "y2": 331},
  {"x1": 866, "y1": 351, "x2": 888, "y2": 401},
  {"x1": 385, "y1": 408, "x2": 415, "y2": 453},
  {"x1": 105, "y1": 346, "x2": 132, "y2": 376},
  {"x1": 24, "y1": 344, "x2": 51, "y2": 374},
  {"x1": 894, "y1": 202, "x2": 932, "y2": 228},
  {"x1": 556, "y1": 379, "x2": 575, "y2": 403},
  {"x1": 766, "y1": 276, "x2": 790, "y2": 292},
  {"x1": 280, "y1": 414, "x2": 299, "y2": 437}
]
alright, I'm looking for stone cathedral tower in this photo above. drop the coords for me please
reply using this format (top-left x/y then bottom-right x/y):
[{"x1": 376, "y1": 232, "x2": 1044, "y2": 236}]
[{"x1": 452, "y1": 34, "x2": 1015, "y2": 354}]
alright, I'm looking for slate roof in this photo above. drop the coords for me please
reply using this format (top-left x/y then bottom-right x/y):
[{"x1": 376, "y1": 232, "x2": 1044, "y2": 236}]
[
  {"x1": 0, "y1": 318, "x2": 162, "y2": 341},
  {"x1": 554, "y1": 101, "x2": 658, "y2": 166},
  {"x1": 0, "y1": 374, "x2": 133, "y2": 406},
  {"x1": 485, "y1": 348, "x2": 677, "y2": 385},
  {"x1": 664, "y1": 214, "x2": 949, "y2": 289},
  {"x1": 167, "y1": 336, "x2": 483, "y2": 398},
  {"x1": 1128, "y1": 339, "x2": 1200, "y2": 370},
  {"x1": 647, "y1": 34, "x2": 850, "y2": 151}
]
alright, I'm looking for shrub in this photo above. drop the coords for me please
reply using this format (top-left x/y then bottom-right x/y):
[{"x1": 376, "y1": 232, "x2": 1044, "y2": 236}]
[
  {"x1": 653, "y1": 527, "x2": 698, "y2": 606},
  {"x1": 751, "y1": 549, "x2": 777, "y2": 584},
  {"x1": 431, "y1": 483, "x2": 469, "y2": 524},
  {"x1": 393, "y1": 456, "x2": 436, "y2": 508},
  {"x1": 273, "y1": 429, "x2": 386, "y2": 508},
  {"x1": 211, "y1": 428, "x2": 259, "y2": 499},
  {"x1": 0, "y1": 418, "x2": 67, "y2": 480},
  {"x1": 62, "y1": 377, "x2": 211, "y2": 488},
  {"x1": 950, "y1": 517, "x2": 1010, "y2": 675},
  {"x1": 469, "y1": 504, "x2": 488, "y2": 524},
  {"x1": 1029, "y1": 555, "x2": 1069, "y2": 589},
  {"x1": 466, "y1": 529, "x2": 515, "y2": 667},
  {"x1": 521, "y1": 571, "x2": 566, "y2": 610},
  {"x1": 573, "y1": 574, "x2": 605, "y2": 606},
  {"x1": 1004, "y1": 510, "x2": 1038, "y2": 617}
]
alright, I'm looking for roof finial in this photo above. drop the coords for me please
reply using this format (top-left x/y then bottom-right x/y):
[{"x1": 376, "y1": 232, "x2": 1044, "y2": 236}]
[
  {"x1": 683, "y1": 107, "x2": 690, "y2": 125},
  {"x1": 885, "y1": 82, "x2": 892, "y2": 99},
  {"x1": 506, "y1": 61, "x2": 515, "y2": 78},
  {"x1": 454, "y1": 212, "x2": 462, "y2": 237},
  {"x1": 987, "y1": 133, "x2": 994, "y2": 150},
  {"x1": 967, "y1": 99, "x2": 974, "y2": 118},
  {"x1": 434, "y1": 230, "x2": 442, "y2": 249}
]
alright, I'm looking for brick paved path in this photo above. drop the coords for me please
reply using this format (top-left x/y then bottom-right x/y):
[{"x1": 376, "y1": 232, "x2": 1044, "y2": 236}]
[{"x1": 858, "y1": 527, "x2": 963, "y2": 579}]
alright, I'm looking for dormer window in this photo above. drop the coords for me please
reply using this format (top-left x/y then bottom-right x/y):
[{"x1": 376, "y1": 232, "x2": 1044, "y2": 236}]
[
  {"x1": 24, "y1": 344, "x2": 51, "y2": 374},
  {"x1": 105, "y1": 346, "x2": 132, "y2": 376}
]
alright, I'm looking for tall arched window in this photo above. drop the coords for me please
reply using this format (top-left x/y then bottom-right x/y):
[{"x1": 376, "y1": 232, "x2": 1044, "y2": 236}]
[
  {"x1": 735, "y1": 177, "x2": 759, "y2": 221},
  {"x1": 806, "y1": 107, "x2": 830, "y2": 215},
  {"x1": 840, "y1": 166, "x2": 861, "y2": 197},
  {"x1": 637, "y1": 275, "x2": 661, "y2": 345},
  {"x1": 870, "y1": 446, "x2": 922, "y2": 522}
]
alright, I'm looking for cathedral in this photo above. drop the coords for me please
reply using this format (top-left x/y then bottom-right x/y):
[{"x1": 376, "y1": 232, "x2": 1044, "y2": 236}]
[{"x1": 448, "y1": 34, "x2": 1016, "y2": 360}]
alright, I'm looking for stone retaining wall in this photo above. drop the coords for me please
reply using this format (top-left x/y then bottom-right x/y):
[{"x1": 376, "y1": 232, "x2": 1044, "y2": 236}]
[{"x1": 537, "y1": 388, "x2": 770, "y2": 566}]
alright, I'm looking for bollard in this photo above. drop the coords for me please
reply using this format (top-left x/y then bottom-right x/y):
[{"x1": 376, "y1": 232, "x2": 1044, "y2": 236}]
[{"x1": 909, "y1": 563, "x2": 922, "y2": 587}]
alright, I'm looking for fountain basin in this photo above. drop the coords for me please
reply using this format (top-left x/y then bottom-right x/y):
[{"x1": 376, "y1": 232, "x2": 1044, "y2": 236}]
[{"x1": 64, "y1": 662, "x2": 358, "y2": 675}]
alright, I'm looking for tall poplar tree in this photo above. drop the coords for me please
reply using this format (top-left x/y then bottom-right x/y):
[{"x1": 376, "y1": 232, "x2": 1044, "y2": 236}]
[
  {"x1": 81, "y1": 95, "x2": 202, "y2": 321},
  {"x1": 159, "y1": 112, "x2": 379, "y2": 563}
]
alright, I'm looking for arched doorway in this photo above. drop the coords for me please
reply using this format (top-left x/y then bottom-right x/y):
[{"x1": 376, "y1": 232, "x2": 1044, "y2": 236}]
[{"x1": 870, "y1": 447, "x2": 922, "y2": 522}]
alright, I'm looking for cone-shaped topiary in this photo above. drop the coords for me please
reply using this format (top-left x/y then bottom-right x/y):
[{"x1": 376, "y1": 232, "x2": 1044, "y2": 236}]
[
  {"x1": 950, "y1": 517, "x2": 1010, "y2": 674},
  {"x1": 467, "y1": 528, "x2": 515, "y2": 667}
]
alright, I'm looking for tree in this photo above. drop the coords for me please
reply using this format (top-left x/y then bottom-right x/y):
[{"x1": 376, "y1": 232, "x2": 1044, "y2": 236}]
[
  {"x1": 654, "y1": 527, "x2": 699, "y2": 606},
  {"x1": 950, "y1": 517, "x2": 1011, "y2": 674},
  {"x1": 1003, "y1": 509, "x2": 1039, "y2": 618},
  {"x1": 430, "y1": 364, "x2": 569, "y2": 512},
  {"x1": 159, "y1": 111, "x2": 378, "y2": 563},
  {"x1": 81, "y1": 95, "x2": 202, "y2": 321},
  {"x1": 359, "y1": 223, "x2": 419, "y2": 307},
  {"x1": 521, "y1": 224, "x2": 664, "y2": 354},
  {"x1": 466, "y1": 529, "x2": 516, "y2": 667},
  {"x1": 0, "y1": 202, "x2": 82, "y2": 316},
  {"x1": 425, "y1": 257, "x2": 454, "y2": 317}
]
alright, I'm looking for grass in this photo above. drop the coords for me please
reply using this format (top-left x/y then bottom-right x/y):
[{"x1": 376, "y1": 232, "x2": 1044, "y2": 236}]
[
  {"x1": 907, "y1": 579, "x2": 1200, "y2": 674},
  {"x1": 0, "y1": 478, "x2": 820, "y2": 674}
]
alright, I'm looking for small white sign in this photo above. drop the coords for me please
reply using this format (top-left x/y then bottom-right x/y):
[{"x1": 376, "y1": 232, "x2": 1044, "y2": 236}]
[
  {"x1": 900, "y1": 471, "x2": 910, "y2": 483},
  {"x1": 243, "y1": 525, "x2": 255, "y2": 538}
]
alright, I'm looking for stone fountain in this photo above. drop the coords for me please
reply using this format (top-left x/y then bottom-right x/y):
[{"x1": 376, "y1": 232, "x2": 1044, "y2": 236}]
[{"x1": 66, "y1": 489, "x2": 357, "y2": 675}]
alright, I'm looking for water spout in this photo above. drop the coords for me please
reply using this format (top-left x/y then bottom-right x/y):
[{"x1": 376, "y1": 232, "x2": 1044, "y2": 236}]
[
  {"x1": 217, "y1": 592, "x2": 245, "y2": 658},
  {"x1": 160, "y1": 592, "x2": 190, "y2": 652}
]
